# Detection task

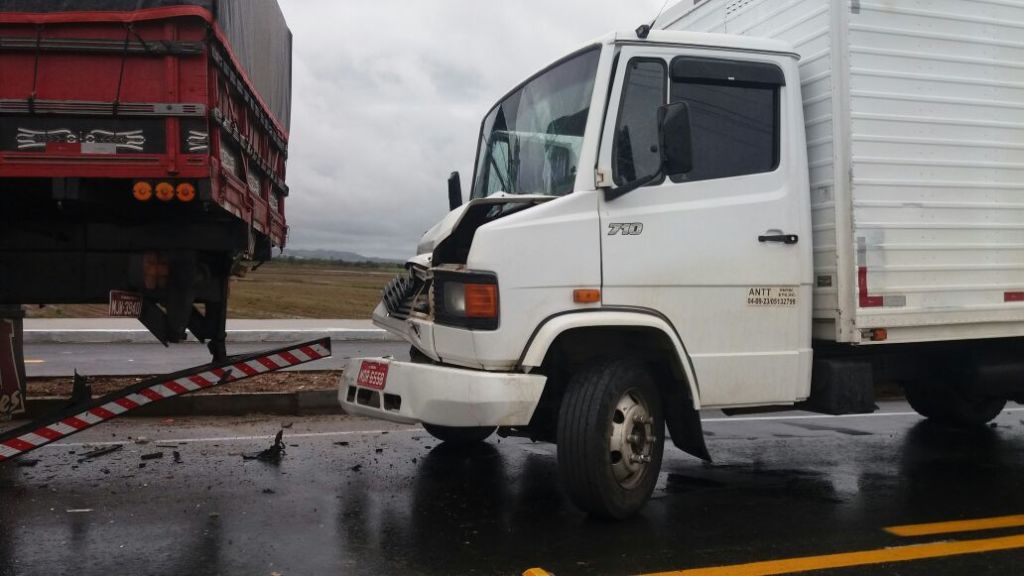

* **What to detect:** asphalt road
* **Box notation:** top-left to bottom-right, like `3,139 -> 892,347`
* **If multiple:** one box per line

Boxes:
23,342 -> 410,377
3,401 -> 1024,575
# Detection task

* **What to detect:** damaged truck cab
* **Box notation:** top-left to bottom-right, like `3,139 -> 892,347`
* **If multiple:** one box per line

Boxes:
345,6 -> 1024,518
343,30 -> 813,518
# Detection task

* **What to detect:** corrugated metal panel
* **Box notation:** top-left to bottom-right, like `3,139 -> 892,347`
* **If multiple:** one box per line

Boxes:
848,0 -> 1024,332
661,0 -> 842,331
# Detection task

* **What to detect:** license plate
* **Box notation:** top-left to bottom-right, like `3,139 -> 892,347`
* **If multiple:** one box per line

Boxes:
356,360 -> 389,390
108,290 -> 143,318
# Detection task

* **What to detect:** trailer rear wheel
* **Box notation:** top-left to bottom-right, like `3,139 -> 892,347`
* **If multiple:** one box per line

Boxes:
557,359 -> 664,519
422,424 -> 496,445
904,379 -> 1006,426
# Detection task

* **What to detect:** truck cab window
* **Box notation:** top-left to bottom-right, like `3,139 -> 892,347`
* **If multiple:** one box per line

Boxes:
471,48 -> 600,199
670,78 -> 779,183
613,59 -> 667,185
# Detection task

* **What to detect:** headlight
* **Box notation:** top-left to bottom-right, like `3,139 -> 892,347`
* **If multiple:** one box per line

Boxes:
434,272 -> 499,330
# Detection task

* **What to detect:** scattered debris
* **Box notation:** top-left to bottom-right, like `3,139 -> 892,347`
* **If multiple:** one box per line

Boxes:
243,430 -> 286,462
138,463 -> 146,469
173,451 -> 183,464
375,448 -> 383,454
66,509 -> 93,513
140,452 -> 164,461
281,422 -> 294,429
209,512 -> 220,518
411,458 -> 417,464
350,464 -> 362,472
15,458 -> 39,468
135,436 -> 151,445
262,488 -> 275,494
333,441 -> 349,447
155,443 -> 179,449
77,444 -> 123,463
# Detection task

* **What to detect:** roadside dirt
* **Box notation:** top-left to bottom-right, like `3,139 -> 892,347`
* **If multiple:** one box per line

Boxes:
26,370 -> 341,398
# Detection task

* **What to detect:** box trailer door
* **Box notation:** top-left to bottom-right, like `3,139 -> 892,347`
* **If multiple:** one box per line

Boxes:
598,46 -> 812,408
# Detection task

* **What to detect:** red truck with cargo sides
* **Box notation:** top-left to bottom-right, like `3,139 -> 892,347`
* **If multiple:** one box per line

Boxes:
0,0 -> 292,418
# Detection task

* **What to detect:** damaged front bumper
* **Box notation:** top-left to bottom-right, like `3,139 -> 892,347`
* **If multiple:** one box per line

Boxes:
339,357 -> 546,427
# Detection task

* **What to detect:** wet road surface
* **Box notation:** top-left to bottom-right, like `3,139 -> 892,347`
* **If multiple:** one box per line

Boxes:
3,401 -> 1024,575
23,342 -> 409,377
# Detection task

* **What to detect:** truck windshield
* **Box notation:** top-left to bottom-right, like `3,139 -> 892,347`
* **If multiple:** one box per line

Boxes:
471,48 -> 600,199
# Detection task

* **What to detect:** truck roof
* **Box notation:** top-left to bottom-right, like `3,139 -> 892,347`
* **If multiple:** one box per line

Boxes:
608,29 -> 798,58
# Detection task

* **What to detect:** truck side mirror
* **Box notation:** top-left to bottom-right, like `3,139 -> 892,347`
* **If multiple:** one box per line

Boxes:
447,172 -> 463,211
658,102 -> 693,177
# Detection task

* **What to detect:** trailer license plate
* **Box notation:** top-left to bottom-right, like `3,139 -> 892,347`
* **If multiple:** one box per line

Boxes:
356,361 -> 389,390
108,290 -> 143,318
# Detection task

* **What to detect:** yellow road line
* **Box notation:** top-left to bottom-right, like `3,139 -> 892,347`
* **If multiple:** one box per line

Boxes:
886,514 -> 1024,537
642,533 -> 1024,576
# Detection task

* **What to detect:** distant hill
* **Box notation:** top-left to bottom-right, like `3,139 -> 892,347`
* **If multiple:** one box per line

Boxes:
281,248 -> 402,264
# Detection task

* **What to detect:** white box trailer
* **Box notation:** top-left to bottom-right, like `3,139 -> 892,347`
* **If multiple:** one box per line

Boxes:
658,0 -> 1024,344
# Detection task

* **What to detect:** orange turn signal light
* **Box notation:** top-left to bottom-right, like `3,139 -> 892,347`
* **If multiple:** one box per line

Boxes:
465,284 -> 498,318
132,181 -> 153,202
870,328 -> 888,342
573,289 -> 601,304
155,181 -> 175,202
176,182 -> 196,202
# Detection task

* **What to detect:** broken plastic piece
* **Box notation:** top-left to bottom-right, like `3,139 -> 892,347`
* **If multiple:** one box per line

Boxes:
77,444 -> 123,463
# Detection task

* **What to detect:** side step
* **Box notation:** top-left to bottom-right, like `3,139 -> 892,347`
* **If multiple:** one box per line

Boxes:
0,338 -> 331,462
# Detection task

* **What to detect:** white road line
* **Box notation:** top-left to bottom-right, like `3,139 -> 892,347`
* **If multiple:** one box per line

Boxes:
40,428 -> 420,449
703,407 -> 1024,423
19,407 -> 1024,450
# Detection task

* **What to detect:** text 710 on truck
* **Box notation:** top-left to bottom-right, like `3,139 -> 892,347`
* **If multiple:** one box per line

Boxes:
342,0 -> 1024,519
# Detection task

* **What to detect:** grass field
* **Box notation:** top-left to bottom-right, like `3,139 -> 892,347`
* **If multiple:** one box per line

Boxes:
25,260 -> 398,320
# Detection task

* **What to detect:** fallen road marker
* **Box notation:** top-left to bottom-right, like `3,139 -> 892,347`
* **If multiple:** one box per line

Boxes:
0,338 -> 331,462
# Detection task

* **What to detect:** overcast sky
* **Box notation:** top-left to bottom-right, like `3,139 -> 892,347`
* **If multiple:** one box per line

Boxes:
276,0 -> 665,259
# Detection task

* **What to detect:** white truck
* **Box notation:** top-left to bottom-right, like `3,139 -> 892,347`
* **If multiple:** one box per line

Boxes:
341,0 -> 1024,518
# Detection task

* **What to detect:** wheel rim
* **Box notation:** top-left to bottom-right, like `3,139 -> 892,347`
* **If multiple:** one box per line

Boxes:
609,388 -> 656,489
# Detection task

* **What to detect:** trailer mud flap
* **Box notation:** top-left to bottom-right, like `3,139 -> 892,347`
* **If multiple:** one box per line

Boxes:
0,312 -> 26,419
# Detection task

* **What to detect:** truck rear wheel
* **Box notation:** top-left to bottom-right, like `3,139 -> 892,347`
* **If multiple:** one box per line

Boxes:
422,423 -> 496,445
904,379 -> 1005,426
557,359 -> 664,519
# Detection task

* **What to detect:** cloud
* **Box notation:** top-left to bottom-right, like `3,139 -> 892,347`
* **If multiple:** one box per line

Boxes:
277,0 -> 665,259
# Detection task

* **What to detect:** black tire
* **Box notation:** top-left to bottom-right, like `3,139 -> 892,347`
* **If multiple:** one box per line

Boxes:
904,379 -> 1006,426
557,359 -> 664,520
422,423 -> 496,445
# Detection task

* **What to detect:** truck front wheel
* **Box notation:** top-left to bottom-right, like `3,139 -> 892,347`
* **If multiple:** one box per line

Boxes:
903,379 -> 1005,426
557,359 -> 664,519
422,424 -> 496,445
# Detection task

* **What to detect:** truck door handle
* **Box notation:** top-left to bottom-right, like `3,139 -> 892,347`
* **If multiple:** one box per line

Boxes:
758,234 -> 799,245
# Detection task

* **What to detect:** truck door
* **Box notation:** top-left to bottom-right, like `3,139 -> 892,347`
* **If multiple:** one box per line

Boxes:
597,47 -> 812,408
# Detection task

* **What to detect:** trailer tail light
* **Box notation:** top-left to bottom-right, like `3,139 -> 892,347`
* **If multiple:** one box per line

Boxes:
176,182 -> 196,202
155,182 -> 175,202
870,328 -> 887,342
465,284 -> 499,318
132,181 -> 153,202
1005,292 -> 1024,302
